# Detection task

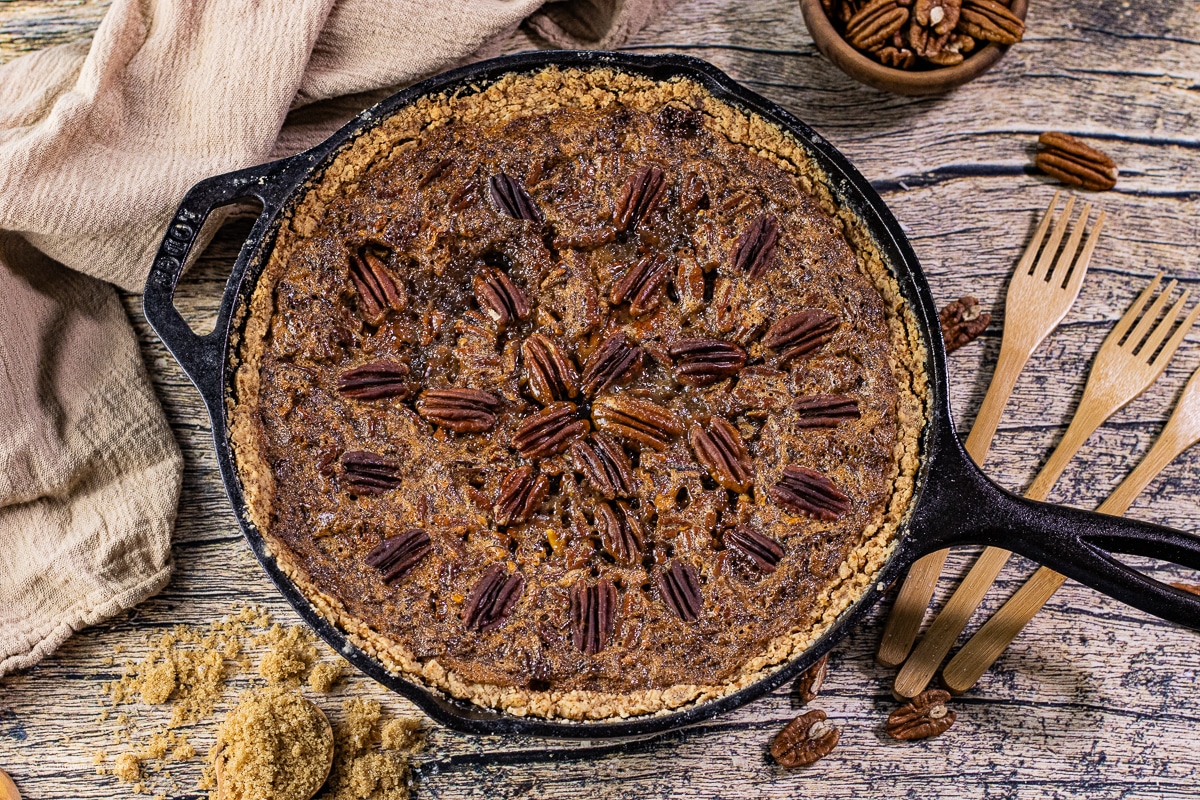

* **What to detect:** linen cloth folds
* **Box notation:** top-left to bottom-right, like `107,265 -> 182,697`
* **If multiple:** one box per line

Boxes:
0,0 -> 669,677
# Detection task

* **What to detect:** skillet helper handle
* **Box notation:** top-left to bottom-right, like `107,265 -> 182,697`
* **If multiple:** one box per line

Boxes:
142,160 -> 292,405
914,463 -> 1200,630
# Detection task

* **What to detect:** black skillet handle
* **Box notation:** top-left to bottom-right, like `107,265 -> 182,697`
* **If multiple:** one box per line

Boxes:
911,432 -> 1200,630
142,158 -> 297,409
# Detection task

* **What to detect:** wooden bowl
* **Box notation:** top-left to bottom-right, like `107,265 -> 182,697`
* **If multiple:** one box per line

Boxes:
798,0 -> 1028,95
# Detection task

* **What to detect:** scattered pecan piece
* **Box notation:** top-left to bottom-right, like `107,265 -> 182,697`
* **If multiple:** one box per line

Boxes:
614,165 -> 667,233
580,332 -> 644,396
680,171 -> 709,214
1036,132 -> 1119,191
886,689 -> 956,740
570,577 -> 618,655
595,500 -> 645,565
845,0 -> 909,51
592,395 -> 684,451
349,245 -> 406,326
474,266 -> 532,329
731,214 -> 780,280
690,418 -> 754,493
417,388 -> 501,433
959,0 -> 1024,45
657,560 -> 702,622
794,654 -> 829,704
669,338 -> 747,387
337,360 -> 412,400
487,172 -> 542,222
763,310 -> 839,364
725,525 -> 784,573
771,709 -> 840,768
611,253 -> 673,317
342,451 -> 401,494
523,333 -> 580,404
915,0 -> 960,35
513,402 -> 589,459
463,564 -> 525,632
769,465 -> 851,520
570,433 -> 635,499
792,395 -> 860,427
939,296 -> 991,353
365,528 -> 432,583
493,465 -> 550,526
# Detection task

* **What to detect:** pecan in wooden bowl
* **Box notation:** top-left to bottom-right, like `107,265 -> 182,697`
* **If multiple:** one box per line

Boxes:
799,0 -> 1029,95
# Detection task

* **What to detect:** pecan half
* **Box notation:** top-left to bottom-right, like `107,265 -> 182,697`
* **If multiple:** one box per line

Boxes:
342,451 -> 401,493
763,310 -> 839,364
725,525 -> 784,573
669,338 -> 747,387
794,653 -> 829,704
771,710 -> 840,768
364,528 -> 431,583
595,500 -> 645,565
513,402 -> 589,459
940,296 -> 991,352
337,360 -> 412,400
845,0 -> 909,52
570,433 -> 635,499
731,214 -> 780,280
417,388 -> 501,433
570,578 -> 618,655
592,395 -> 684,451
878,45 -> 917,69
488,172 -> 542,221
474,266 -> 532,329
792,395 -> 860,427
680,171 -> 709,214
494,465 -> 550,526
523,333 -> 580,404
959,0 -> 1024,45
769,465 -> 850,520
463,564 -> 525,632
349,245 -> 406,326
915,0 -> 960,36
614,165 -> 667,233
1036,132 -> 1119,191
419,158 -> 453,188
610,253 -> 672,317
580,332 -> 644,396
675,256 -> 706,318
657,560 -> 702,622
908,23 -> 960,65
886,689 -> 956,740
690,418 -> 754,493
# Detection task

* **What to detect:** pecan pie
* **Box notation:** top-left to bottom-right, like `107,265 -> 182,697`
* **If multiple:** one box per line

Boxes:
232,67 -> 927,720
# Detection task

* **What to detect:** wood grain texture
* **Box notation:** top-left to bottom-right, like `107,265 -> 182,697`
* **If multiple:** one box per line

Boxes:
1,1 -> 1199,798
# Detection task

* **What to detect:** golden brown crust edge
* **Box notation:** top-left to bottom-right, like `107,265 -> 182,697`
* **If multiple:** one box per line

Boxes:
229,66 -> 928,722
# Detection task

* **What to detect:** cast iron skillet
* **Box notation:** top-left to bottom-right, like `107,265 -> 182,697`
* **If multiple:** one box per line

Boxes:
143,50 -> 1200,738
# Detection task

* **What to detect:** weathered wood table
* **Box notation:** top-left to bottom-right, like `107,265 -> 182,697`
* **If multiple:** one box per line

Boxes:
2,1 -> 1198,798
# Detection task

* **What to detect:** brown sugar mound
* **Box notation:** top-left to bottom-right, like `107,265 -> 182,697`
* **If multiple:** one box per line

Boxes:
215,687 -> 333,800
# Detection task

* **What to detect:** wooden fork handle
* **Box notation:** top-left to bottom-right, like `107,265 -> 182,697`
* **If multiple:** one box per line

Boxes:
963,339 -> 1032,465
1025,391 -> 1109,501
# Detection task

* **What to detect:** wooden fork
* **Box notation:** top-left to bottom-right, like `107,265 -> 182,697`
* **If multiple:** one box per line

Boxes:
877,192 -> 1101,667
942,365 -> 1200,694
892,272 -> 1200,698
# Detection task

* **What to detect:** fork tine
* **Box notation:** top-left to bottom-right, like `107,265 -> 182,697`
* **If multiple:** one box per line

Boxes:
1110,272 -> 1164,341
1145,295 -> 1200,366
1064,209 -> 1105,295
1015,191 -> 1063,277
1050,202 -> 1091,288
1126,279 -> 1178,349
1032,195 -> 1076,280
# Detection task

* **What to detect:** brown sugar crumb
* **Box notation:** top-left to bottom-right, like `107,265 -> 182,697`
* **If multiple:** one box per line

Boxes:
379,718 -> 423,752
308,662 -> 343,694
213,687 -> 333,800
257,624 -> 318,685
139,658 -> 177,705
316,699 -> 415,800
114,752 -> 142,782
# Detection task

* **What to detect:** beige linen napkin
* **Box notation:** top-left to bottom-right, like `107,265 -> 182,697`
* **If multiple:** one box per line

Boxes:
0,0 -> 670,677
